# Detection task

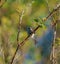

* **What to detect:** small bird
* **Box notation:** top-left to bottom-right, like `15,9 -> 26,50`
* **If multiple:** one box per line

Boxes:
26,26 -> 38,45
26,27 -> 33,36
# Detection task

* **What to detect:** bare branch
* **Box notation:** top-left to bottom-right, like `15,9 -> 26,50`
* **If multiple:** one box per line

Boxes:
10,10 -> 24,64
10,4 -> 60,64
49,3 -> 59,64
17,10 -> 24,43
10,25 -> 40,64
46,4 -> 60,20
43,4 -> 60,21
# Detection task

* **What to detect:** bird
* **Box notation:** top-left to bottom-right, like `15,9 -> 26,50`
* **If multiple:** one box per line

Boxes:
26,27 -> 33,36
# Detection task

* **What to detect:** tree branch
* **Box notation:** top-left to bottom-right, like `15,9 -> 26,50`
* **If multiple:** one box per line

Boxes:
10,10 -> 24,64
43,4 -> 60,21
10,4 -> 60,64
10,25 -> 40,64
46,4 -> 60,20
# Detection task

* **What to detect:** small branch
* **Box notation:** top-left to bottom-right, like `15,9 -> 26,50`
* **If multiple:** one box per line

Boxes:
45,1 -> 57,63
10,25 -> 40,64
46,4 -> 60,20
17,10 -> 24,43
10,10 -> 24,64
45,0 -> 55,23
45,0 -> 57,26
10,4 -> 60,64
43,4 -> 60,21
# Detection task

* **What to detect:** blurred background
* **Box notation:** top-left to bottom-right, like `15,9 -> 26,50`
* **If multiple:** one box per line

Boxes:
0,0 -> 60,64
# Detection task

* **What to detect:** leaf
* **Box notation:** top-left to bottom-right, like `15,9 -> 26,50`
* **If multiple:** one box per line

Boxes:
34,18 -> 39,22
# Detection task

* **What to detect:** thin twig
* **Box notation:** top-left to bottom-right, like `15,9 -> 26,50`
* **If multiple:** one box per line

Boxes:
10,10 -> 24,64
46,4 -> 60,21
10,25 -> 40,64
17,10 -> 24,43
47,5 -> 58,63
10,4 -> 60,64
43,4 -> 60,21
